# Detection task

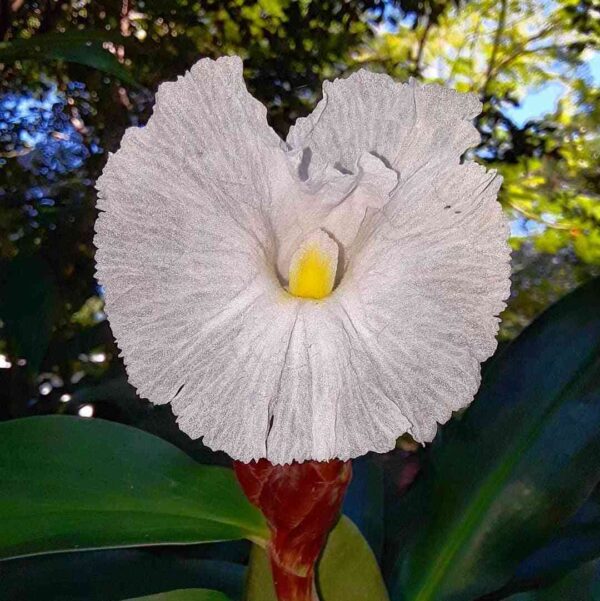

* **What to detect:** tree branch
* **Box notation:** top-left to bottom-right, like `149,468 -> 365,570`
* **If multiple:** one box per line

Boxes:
507,200 -> 577,231
412,17 -> 432,76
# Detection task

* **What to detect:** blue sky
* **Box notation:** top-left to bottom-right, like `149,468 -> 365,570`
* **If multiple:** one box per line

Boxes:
378,0 -> 600,128
507,52 -> 600,237
504,51 -> 600,126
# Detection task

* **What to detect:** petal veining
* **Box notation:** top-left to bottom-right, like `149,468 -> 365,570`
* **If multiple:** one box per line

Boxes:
287,70 -> 480,181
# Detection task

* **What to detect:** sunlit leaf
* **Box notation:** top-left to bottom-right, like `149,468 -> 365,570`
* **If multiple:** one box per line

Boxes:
319,516 -> 390,601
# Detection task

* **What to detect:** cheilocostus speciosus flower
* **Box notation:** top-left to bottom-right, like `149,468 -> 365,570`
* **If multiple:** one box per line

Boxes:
95,56 -> 511,465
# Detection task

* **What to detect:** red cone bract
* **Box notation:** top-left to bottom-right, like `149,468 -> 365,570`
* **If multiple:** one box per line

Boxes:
234,458 -> 352,601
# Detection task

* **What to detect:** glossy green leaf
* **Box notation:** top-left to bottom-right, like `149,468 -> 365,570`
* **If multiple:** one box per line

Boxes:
0,549 -> 245,601
0,416 -> 267,559
393,278 -> 600,601
126,589 -> 231,601
0,31 -> 137,85
245,516 -> 390,601
0,255 -> 57,372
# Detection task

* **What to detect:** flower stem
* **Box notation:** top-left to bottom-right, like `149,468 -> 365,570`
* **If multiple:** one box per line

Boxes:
234,459 -> 352,601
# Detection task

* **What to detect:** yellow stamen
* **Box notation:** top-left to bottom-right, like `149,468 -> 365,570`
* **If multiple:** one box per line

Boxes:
288,230 -> 338,300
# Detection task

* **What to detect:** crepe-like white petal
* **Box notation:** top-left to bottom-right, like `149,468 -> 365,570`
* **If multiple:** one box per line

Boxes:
287,69 -> 481,180
96,56 -> 299,461
96,57 -> 510,464
339,161 -> 511,444
282,69 -> 509,446
267,163 -> 510,461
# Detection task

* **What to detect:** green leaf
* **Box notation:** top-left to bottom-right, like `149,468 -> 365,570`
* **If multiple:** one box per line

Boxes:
0,31 -> 138,86
318,516 -> 390,601
245,516 -> 390,601
243,545 -> 278,601
126,590 -> 231,601
382,457 -> 428,582
393,277 -> 600,601
1,549 -> 245,601
0,255 -> 57,372
0,416 -> 268,559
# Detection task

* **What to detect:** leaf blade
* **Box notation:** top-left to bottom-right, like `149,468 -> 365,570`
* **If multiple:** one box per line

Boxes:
0,255 -> 57,372
318,516 -> 390,601
0,416 -> 267,560
0,31 -> 138,85
394,278 -> 600,600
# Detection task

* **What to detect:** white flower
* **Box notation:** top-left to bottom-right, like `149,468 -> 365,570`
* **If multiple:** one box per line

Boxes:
95,56 -> 510,464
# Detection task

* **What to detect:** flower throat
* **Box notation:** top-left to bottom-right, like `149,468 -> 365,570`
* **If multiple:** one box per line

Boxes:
288,229 -> 338,300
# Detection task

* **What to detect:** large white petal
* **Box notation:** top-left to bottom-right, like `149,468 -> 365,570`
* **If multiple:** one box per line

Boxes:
264,299 -> 413,463
268,163 -> 509,460
337,161 -> 511,444
95,57 -> 298,461
286,69 -> 481,181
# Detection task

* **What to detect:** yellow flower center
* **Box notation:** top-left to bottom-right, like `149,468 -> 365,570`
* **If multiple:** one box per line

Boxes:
288,230 -> 338,300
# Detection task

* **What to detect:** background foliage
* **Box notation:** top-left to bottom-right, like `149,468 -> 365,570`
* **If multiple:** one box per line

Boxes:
1,1 -> 600,600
